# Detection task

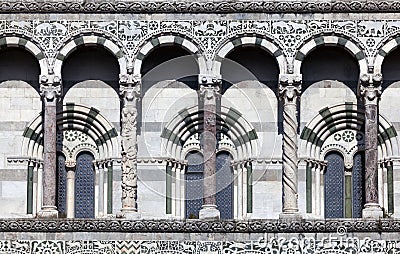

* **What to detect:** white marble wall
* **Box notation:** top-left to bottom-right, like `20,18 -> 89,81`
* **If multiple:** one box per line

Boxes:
0,81 -> 40,218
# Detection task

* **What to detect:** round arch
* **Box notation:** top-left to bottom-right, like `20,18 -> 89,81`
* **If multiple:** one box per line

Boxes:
374,36 -> 400,74
161,106 -> 258,161
133,33 -> 206,76
300,102 -> 399,160
213,35 -> 286,76
293,35 -> 368,75
22,103 -> 119,161
0,35 -> 48,76
53,34 -> 128,76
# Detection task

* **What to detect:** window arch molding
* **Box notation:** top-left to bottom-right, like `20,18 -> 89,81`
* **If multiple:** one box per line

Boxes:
162,106 -> 256,219
300,102 -> 398,218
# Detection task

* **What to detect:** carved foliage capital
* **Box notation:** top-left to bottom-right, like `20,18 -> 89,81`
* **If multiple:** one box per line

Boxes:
199,84 -> 221,101
120,74 -> 141,104
279,74 -> 302,104
65,160 -> 76,168
40,75 -> 62,104
360,74 -> 382,104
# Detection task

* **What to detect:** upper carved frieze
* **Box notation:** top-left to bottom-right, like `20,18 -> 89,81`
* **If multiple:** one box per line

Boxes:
1,1 -> 400,14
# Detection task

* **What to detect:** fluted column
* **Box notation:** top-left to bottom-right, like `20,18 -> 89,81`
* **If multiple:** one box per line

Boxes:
360,73 -> 383,218
198,75 -> 221,220
279,74 -> 302,220
119,74 -> 141,219
38,74 -> 61,218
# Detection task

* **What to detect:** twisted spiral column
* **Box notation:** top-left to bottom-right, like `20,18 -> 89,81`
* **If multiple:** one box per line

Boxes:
279,75 -> 301,219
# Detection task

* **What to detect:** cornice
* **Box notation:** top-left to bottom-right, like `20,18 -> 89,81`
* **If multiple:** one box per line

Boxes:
0,218 -> 397,233
2,1 -> 400,14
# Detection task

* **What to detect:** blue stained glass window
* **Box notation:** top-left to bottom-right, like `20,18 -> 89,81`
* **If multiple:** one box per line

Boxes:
75,152 -> 95,218
216,152 -> 233,219
324,152 -> 345,218
185,151 -> 204,219
352,153 -> 364,218
57,154 -> 67,216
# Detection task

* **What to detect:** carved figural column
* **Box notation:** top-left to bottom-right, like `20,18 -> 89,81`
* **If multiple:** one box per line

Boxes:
279,74 -> 302,220
198,75 -> 221,220
360,73 -> 384,218
38,75 -> 61,218
119,74 -> 141,219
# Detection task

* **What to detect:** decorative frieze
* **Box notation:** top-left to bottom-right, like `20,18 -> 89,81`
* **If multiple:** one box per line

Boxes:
0,218 -> 398,233
3,1 -> 400,14
0,237 -> 400,254
4,19 -> 400,74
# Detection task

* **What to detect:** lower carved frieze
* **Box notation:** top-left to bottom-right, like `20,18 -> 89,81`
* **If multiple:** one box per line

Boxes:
0,219 -> 399,233
0,238 -> 400,254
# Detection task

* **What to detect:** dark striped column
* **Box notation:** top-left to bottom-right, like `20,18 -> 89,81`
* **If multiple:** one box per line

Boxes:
360,73 -> 383,219
279,74 -> 302,220
119,74 -> 141,219
199,75 -> 221,220
38,75 -> 61,218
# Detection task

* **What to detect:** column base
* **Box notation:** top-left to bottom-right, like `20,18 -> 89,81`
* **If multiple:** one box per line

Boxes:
37,206 -> 58,218
362,204 -> 383,219
199,205 -> 220,220
117,208 -> 140,219
279,211 -> 302,221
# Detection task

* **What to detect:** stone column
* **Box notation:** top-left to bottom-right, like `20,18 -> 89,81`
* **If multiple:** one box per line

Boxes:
198,75 -> 221,220
279,74 -> 302,220
65,160 -> 76,218
38,75 -> 61,218
360,73 -> 383,218
119,74 -> 141,219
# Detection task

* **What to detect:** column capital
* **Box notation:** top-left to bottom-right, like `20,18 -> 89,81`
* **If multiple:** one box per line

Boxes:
198,74 -> 221,86
65,160 -> 76,168
199,84 -> 221,101
279,74 -> 302,103
359,73 -> 382,104
119,74 -> 141,103
40,74 -> 62,104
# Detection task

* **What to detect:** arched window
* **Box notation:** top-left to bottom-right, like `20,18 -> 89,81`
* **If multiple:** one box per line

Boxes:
75,152 -> 95,218
216,152 -> 234,219
185,151 -> 204,219
324,151 -> 364,218
352,153 -> 364,218
56,153 -> 67,217
324,152 -> 345,218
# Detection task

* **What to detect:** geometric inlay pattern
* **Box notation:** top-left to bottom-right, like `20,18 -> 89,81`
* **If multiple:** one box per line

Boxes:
0,238 -> 398,254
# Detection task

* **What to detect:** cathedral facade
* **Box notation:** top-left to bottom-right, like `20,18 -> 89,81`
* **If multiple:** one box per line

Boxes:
2,1 -> 400,253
